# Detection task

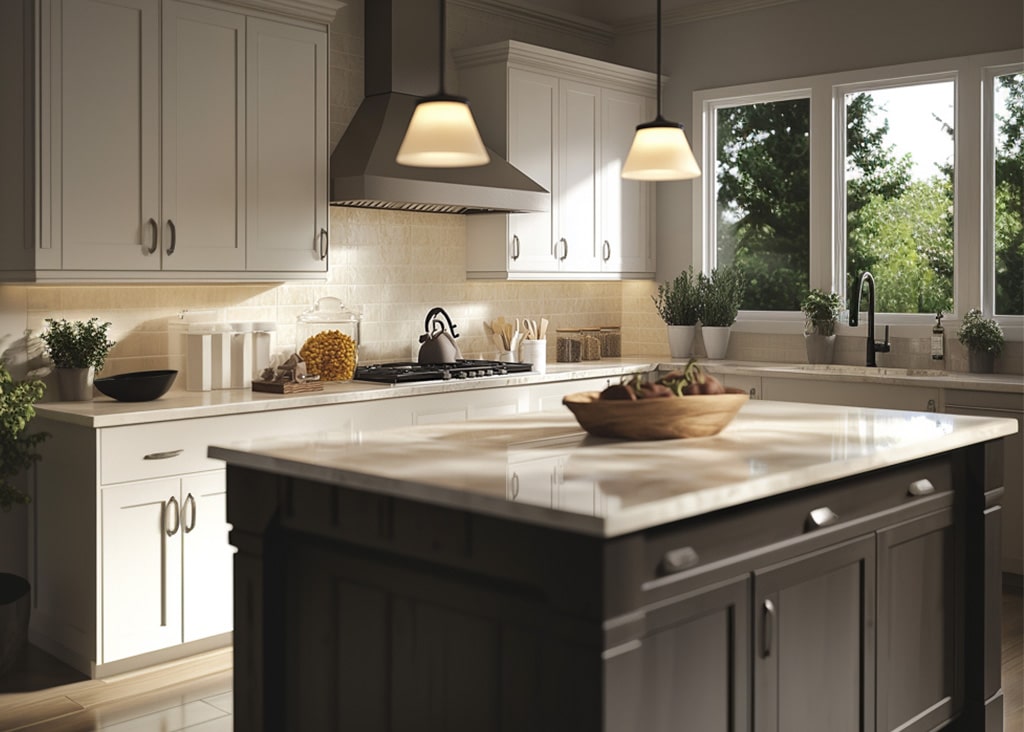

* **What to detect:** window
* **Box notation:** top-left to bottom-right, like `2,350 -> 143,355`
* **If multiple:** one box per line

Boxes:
843,81 -> 955,315
994,72 -> 1023,316
714,98 -> 810,311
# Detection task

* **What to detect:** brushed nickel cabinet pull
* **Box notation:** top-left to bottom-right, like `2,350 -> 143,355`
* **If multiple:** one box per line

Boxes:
762,599 -> 776,657
805,506 -> 839,531
511,234 -> 520,261
166,219 -> 177,256
510,473 -> 520,499
319,227 -> 328,260
143,449 -> 183,461
165,496 -> 180,537
183,493 -> 197,533
146,218 -> 158,254
559,238 -> 568,261
908,478 -> 935,497
659,546 -> 699,575
602,240 -> 611,261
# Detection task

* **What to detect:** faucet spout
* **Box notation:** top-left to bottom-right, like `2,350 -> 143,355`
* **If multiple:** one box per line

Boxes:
850,271 -> 889,367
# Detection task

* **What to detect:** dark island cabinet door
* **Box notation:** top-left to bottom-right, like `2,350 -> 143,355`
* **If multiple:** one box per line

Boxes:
875,506 -> 959,732
603,575 -> 751,732
753,534 -> 876,732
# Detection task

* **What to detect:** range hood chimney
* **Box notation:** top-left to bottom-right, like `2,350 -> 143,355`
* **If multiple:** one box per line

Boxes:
330,0 -> 549,214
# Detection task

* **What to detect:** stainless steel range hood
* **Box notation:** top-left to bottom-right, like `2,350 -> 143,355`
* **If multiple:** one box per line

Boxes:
330,0 -> 549,214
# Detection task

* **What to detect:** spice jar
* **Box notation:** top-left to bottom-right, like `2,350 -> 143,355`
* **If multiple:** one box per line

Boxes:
555,329 -> 582,363
296,297 -> 361,381
599,326 -> 621,357
580,328 -> 602,361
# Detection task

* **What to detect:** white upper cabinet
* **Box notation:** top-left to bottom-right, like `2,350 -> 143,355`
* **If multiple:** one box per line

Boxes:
456,41 -> 657,280
0,0 -> 337,282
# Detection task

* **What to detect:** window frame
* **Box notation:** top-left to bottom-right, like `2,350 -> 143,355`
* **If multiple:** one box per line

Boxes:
691,49 -> 1024,340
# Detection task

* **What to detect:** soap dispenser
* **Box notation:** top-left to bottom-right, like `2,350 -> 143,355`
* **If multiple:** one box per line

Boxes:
931,312 -> 945,361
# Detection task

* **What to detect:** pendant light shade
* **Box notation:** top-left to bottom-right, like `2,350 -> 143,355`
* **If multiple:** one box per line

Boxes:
622,0 -> 700,181
396,1 -> 489,168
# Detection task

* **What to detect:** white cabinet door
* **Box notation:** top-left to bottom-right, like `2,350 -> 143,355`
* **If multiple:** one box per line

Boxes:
182,471 -> 233,643
56,0 -> 160,272
507,69 -> 558,273
245,18 -> 328,273
557,80 -> 600,273
161,1 -> 245,271
600,90 -> 653,275
761,378 -> 939,412
101,478 -> 183,663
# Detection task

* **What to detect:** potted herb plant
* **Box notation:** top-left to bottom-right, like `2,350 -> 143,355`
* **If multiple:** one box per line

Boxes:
0,362 -> 48,675
653,266 -> 701,358
956,309 -> 1004,373
40,317 -> 116,401
698,264 -> 745,359
801,288 -> 842,364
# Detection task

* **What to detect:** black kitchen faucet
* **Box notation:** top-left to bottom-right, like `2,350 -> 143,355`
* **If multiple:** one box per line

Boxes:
849,271 -> 891,367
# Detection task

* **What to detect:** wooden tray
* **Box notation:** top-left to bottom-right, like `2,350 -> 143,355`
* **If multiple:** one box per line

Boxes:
251,380 -> 324,394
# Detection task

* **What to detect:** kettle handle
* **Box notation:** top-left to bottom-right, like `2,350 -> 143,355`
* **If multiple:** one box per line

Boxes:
424,307 -> 460,339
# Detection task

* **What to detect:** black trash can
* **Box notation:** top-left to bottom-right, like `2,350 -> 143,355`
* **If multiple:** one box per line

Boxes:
0,573 -> 30,676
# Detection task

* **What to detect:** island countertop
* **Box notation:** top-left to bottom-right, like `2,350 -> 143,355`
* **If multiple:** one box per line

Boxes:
209,399 -> 1017,538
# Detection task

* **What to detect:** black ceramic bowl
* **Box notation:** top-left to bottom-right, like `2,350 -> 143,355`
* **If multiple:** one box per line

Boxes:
94,370 -> 178,402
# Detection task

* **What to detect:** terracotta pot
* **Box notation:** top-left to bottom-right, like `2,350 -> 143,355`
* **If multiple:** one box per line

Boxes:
804,334 -> 837,364
666,325 -> 696,359
968,350 -> 995,374
701,326 -> 732,360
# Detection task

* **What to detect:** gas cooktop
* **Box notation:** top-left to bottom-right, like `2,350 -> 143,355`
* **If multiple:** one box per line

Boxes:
354,360 -> 533,384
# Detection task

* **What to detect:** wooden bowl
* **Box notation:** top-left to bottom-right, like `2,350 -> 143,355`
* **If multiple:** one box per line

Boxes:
562,388 -> 749,440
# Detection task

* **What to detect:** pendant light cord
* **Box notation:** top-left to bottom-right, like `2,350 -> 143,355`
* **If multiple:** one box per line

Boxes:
655,0 -> 663,120
439,0 -> 448,96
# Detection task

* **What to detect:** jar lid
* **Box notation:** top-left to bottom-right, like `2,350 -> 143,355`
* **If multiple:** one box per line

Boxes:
298,296 -> 361,324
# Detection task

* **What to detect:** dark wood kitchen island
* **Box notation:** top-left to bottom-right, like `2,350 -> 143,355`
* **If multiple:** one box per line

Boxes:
210,399 -> 1016,732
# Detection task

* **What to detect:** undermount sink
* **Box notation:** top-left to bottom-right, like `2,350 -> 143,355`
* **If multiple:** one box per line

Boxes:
785,364 -> 951,378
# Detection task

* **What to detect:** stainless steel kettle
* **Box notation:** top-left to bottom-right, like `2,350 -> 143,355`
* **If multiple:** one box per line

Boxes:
418,307 -> 463,364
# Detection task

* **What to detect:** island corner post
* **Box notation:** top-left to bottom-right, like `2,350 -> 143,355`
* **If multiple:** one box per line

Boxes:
220,428 -> 1009,731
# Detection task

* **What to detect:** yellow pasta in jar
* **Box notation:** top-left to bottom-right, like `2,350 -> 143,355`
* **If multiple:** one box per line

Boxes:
299,330 -> 357,381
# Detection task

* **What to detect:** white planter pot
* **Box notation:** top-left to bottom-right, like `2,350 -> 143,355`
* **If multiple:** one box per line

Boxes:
701,326 -> 732,360
804,334 -> 837,364
666,325 -> 696,359
55,366 -> 94,401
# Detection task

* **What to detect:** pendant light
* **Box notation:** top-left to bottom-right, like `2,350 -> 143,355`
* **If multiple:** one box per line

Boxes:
621,0 -> 701,180
396,0 -> 489,168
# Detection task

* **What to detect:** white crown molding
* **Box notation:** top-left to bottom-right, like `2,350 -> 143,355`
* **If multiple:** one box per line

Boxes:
618,0 -> 800,33
224,0 -> 345,25
449,0 -> 615,45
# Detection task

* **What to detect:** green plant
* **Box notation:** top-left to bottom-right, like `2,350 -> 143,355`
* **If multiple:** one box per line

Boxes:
698,264 -> 746,327
41,317 -> 116,371
0,363 -> 48,511
653,267 -> 700,326
956,309 -> 1004,356
801,288 -> 842,336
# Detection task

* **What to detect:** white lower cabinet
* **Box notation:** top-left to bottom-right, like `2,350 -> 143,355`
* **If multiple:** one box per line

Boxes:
100,471 -> 231,662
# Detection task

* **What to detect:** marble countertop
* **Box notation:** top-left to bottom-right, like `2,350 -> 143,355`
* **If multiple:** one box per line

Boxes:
209,399 -> 1017,538
34,356 -> 1021,428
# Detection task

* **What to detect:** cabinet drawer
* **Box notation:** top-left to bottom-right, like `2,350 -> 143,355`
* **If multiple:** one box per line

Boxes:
100,420 -> 231,484
638,455 -> 953,602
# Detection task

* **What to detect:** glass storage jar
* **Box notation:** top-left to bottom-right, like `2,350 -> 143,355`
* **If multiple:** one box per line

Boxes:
580,328 -> 602,361
296,297 -> 361,381
555,329 -> 582,363
599,326 -> 621,357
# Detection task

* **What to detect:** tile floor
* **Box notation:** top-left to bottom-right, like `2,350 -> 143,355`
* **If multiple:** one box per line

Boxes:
0,587 -> 1021,731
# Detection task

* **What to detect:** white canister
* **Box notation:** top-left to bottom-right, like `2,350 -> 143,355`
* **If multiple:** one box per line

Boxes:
519,339 -> 547,374
186,329 -> 212,392
230,323 -> 253,389
208,323 -> 233,390
251,321 -> 276,379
